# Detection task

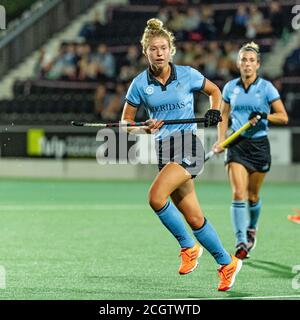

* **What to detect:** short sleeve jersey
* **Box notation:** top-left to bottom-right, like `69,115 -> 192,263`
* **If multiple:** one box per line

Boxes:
125,63 -> 205,140
222,77 -> 280,138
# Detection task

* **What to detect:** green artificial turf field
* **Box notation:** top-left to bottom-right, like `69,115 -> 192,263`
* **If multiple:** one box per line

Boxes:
0,179 -> 299,300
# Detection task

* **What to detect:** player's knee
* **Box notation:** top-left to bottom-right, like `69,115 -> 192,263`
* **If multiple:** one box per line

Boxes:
187,215 -> 204,230
248,193 -> 259,203
148,188 -> 167,211
233,189 -> 246,201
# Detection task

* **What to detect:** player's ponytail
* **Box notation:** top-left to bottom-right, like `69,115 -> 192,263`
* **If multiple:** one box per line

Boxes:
140,18 -> 176,58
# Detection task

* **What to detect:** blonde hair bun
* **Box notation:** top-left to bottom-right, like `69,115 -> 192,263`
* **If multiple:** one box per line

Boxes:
146,18 -> 163,30
141,18 -> 176,58
243,41 -> 260,53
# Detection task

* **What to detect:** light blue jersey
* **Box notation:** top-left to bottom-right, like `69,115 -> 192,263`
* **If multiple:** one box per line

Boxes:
223,77 -> 280,138
125,63 -> 205,140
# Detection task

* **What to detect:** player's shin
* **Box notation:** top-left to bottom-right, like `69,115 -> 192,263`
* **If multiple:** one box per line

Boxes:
231,200 -> 248,245
192,218 -> 231,265
248,199 -> 262,229
155,200 -> 195,248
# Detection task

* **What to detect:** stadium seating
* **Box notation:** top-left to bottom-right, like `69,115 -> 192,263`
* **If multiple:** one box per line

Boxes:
0,1 -> 299,125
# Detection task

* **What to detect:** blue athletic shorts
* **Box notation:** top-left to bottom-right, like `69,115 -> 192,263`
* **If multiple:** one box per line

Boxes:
225,135 -> 271,173
155,130 -> 204,178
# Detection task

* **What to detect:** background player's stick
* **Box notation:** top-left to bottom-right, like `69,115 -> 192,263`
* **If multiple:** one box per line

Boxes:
205,115 -> 261,162
71,117 -> 211,127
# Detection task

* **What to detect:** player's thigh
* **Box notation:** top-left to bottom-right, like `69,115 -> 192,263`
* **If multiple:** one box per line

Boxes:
248,171 -> 266,201
171,179 -> 204,228
170,179 -> 203,216
227,162 -> 249,199
149,162 -> 192,203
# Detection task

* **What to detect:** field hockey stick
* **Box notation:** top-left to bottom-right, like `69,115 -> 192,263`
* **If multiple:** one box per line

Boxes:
205,115 -> 261,162
71,117 -> 213,128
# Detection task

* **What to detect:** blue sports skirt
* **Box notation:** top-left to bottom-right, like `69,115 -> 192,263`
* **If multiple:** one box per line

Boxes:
224,135 -> 271,173
155,130 -> 204,178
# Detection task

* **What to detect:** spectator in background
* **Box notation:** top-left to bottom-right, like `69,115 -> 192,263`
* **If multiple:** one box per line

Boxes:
272,77 -> 287,104
92,43 -> 116,81
167,7 -> 186,40
192,43 -> 206,70
118,65 -> 138,83
79,12 -> 105,42
173,43 -> 185,65
102,82 -> 126,121
223,42 -> 239,78
77,43 -> 95,81
197,5 -> 216,40
283,39 -> 300,76
122,45 -> 141,69
138,55 -> 149,70
184,7 -> 202,41
60,42 -> 78,81
246,4 -> 264,39
118,46 -> 138,82
203,49 -> 219,79
180,42 -> 197,66
231,5 -> 248,38
246,4 -> 272,39
43,42 -> 77,80
173,42 -> 202,68
184,7 -> 201,32
118,45 -> 146,82
204,41 -> 222,79
94,82 -> 125,121
207,41 -> 222,60
268,2 -> 284,38
34,48 -> 52,79
94,84 -> 112,117
157,7 -> 169,25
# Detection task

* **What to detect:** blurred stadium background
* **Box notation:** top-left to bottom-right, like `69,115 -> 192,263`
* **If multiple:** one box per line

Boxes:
0,0 -> 299,181
0,0 -> 299,300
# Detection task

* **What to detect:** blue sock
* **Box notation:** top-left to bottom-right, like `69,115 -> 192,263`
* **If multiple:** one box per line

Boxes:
231,200 -> 248,245
193,219 -> 231,265
248,199 -> 262,230
155,201 -> 195,249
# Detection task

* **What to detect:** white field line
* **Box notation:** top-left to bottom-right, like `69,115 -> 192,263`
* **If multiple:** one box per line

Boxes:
0,203 -> 297,214
173,294 -> 300,300
0,204 -> 148,211
0,204 -> 297,211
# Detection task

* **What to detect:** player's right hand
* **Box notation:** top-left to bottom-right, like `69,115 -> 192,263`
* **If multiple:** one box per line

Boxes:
145,119 -> 164,134
212,141 -> 225,154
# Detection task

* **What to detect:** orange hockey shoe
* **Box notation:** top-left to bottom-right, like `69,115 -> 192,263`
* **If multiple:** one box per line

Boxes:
217,255 -> 243,291
178,243 -> 203,275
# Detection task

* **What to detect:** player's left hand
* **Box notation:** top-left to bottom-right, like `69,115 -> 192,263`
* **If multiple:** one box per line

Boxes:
204,109 -> 221,127
212,141 -> 225,154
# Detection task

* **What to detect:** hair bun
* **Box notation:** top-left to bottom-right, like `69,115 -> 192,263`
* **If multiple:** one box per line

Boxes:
146,18 -> 163,30
245,41 -> 260,53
